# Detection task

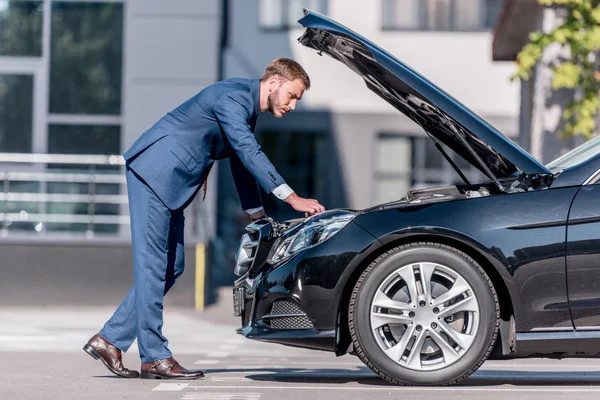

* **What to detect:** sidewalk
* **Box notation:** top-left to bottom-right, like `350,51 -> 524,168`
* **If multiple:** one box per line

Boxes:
193,285 -> 239,326
0,286 -> 242,353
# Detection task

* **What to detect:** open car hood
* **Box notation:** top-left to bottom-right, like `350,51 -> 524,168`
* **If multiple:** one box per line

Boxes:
297,11 -> 552,184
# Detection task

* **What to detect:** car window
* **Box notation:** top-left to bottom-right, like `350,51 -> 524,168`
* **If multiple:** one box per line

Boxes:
546,135 -> 600,172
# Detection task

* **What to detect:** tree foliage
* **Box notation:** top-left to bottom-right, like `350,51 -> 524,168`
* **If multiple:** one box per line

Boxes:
515,0 -> 600,138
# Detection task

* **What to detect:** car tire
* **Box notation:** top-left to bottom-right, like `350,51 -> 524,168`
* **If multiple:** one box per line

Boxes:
348,242 -> 499,386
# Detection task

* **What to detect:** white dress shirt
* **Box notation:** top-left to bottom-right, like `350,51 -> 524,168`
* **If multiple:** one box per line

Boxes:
245,183 -> 293,215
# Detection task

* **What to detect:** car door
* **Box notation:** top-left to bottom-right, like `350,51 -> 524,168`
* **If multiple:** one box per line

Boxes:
566,184 -> 600,329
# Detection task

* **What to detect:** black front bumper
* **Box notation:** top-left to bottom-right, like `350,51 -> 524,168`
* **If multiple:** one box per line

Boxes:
233,280 -> 337,351
232,219 -> 380,352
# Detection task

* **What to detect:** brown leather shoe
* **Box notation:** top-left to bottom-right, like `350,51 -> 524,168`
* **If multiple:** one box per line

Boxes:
83,334 -> 140,378
140,357 -> 205,380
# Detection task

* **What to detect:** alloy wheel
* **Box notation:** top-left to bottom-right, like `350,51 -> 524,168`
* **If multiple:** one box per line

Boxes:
369,262 -> 480,371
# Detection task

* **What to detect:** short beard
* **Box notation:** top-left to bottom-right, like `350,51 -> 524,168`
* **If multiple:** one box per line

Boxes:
267,88 -> 282,118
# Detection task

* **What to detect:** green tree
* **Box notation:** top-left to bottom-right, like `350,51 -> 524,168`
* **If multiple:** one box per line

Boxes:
515,0 -> 600,138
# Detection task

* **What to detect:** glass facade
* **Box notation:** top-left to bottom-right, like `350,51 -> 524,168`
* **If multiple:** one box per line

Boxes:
49,2 -> 123,115
0,1 -> 124,236
0,2 -> 124,156
48,124 -> 120,156
383,0 -> 502,31
0,74 -> 33,152
0,0 -> 43,56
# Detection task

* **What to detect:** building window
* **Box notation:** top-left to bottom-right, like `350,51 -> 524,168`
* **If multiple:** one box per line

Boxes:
260,0 -> 326,29
0,74 -> 33,153
0,0 -> 43,56
382,0 -> 502,31
374,133 -> 486,204
0,1 -> 127,237
48,124 -> 120,156
49,1 -> 124,114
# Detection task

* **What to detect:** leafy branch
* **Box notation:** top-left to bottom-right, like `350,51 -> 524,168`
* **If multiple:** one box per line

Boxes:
514,0 -> 600,138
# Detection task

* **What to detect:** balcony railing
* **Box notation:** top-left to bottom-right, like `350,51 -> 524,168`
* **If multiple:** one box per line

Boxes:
0,153 -> 127,239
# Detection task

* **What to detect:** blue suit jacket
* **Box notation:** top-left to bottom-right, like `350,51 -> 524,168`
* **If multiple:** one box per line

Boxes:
123,78 -> 286,211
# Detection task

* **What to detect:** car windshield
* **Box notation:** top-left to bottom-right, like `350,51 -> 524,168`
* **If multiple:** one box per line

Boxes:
546,135 -> 600,172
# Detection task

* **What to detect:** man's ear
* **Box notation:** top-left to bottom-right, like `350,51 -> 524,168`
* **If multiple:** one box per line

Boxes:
268,75 -> 280,92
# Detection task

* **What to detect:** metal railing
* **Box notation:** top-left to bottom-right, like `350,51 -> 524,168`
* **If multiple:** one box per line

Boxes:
0,153 -> 128,238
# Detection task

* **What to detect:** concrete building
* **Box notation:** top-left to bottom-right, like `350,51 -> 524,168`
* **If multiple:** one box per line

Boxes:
0,0 -> 222,306
0,0 -> 221,241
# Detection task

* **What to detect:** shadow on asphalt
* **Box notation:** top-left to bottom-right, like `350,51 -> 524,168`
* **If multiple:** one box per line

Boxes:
204,367 -> 390,385
202,368 -> 600,387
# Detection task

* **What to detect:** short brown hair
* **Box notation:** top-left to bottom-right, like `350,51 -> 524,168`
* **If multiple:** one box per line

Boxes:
261,57 -> 311,90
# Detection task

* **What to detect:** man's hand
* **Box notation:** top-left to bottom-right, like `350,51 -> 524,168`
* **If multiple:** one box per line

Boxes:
249,209 -> 266,221
284,192 -> 325,215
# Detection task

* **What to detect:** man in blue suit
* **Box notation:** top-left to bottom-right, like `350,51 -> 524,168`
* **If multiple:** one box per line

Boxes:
83,58 -> 325,379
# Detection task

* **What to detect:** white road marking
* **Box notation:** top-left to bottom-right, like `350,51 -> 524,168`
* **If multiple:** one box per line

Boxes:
152,383 -> 190,391
181,395 -> 261,400
193,359 -> 221,365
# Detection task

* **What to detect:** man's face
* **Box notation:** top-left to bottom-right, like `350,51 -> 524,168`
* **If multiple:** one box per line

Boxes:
267,78 -> 305,118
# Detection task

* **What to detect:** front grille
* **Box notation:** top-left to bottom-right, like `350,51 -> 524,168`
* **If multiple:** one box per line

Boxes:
271,300 -> 304,315
262,300 -> 314,330
269,315 -> 314,330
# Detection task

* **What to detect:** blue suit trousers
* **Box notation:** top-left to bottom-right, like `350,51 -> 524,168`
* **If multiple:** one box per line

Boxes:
98,167 -> 185,362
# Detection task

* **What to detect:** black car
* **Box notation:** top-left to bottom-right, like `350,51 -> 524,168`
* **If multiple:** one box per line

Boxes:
232,11 -> 600,386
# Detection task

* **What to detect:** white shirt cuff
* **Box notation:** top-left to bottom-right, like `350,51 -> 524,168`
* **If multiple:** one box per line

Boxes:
272,184 -> 294,200
245,206 -> 264,215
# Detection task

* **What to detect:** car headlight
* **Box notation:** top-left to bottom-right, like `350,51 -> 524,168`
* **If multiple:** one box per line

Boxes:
269,210 -> 355,263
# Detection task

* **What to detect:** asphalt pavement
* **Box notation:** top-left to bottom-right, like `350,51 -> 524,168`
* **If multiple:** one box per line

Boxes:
2,287 -> 600,400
